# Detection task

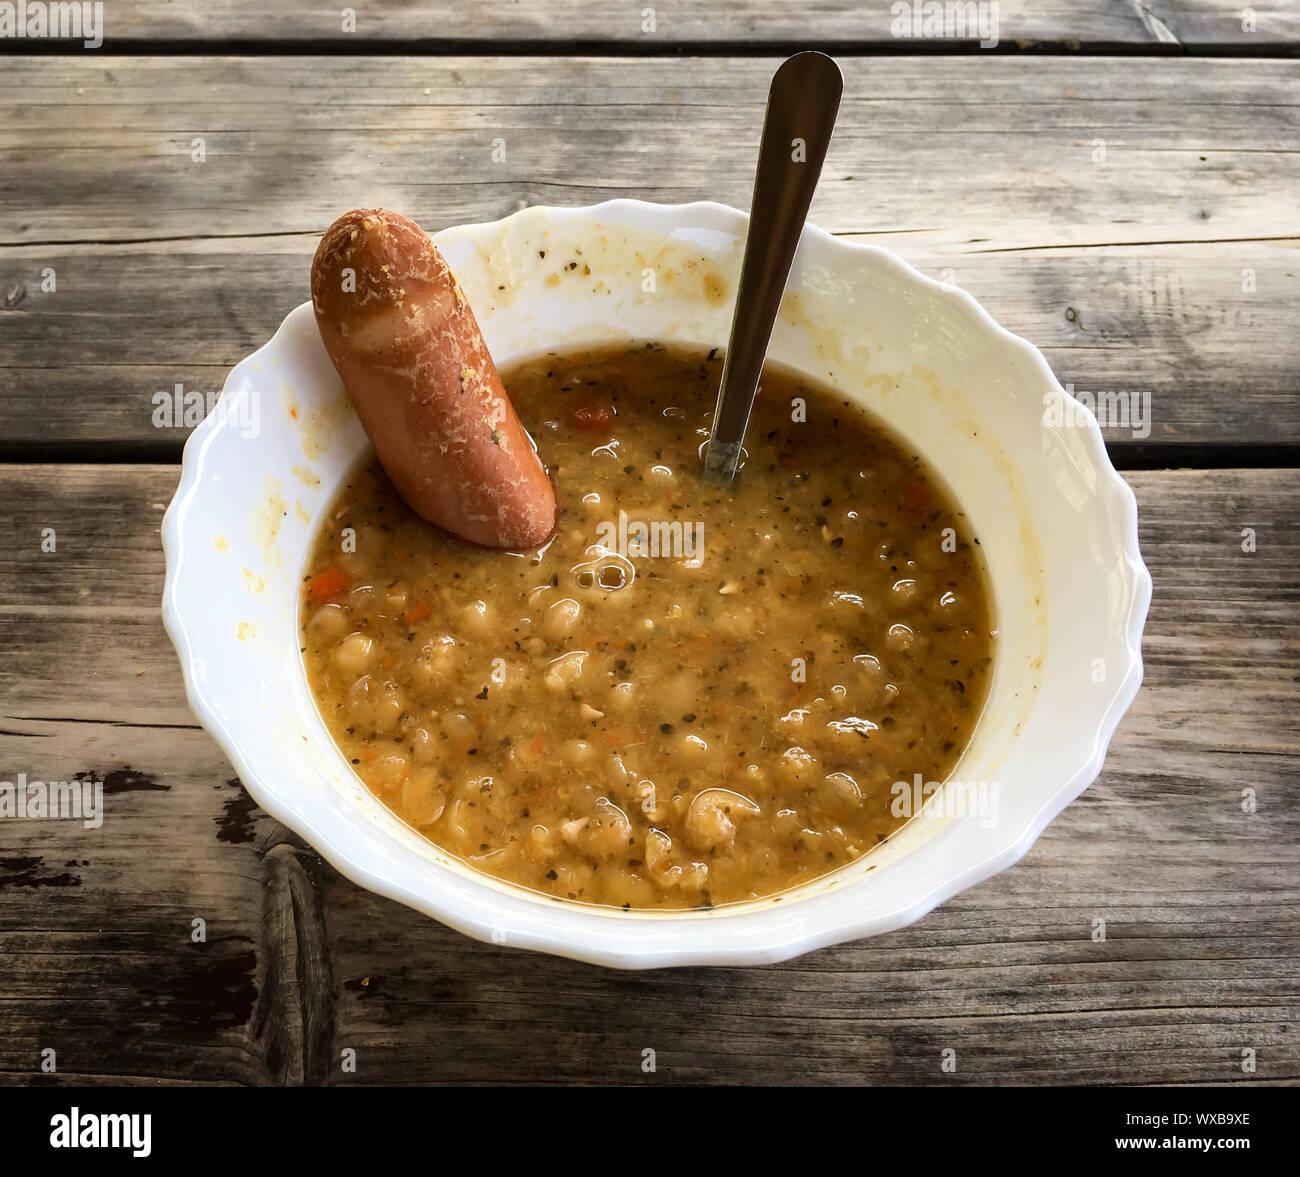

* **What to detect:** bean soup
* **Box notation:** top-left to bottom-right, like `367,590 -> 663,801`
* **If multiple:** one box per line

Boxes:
300,344 -> 995,909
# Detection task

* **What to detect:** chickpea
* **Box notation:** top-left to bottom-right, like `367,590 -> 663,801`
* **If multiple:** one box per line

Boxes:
441,711 -> 474,738
854,652 -> 884,682
643,829 -> 708,892
440,799 -> 471,850
409,725 -> 437,764
401,768 -> 444,825
772,808 -> 805,836
365,753 -> 409,797
562,739 -> 595,766
891,578 -> 919,606
685,788 -> 760,852
776,746 -> 820,787
544,650 -> 587,694
542,597 -> 582,642
560,817 -> 589,847
410,638 -> 456,689
886,623 -> 916,652
461,599 -> 492,637
307,603 -> 349,638
602,754 -> 632,791
678,733 -> 709,761
550,860 -> 595,895
600,866 -> 660,909
334,631 -> 374,672
346,584 -> 378,613
583,798 -> 632,860
825,716 -> 879,749
820,771 -> 863,812
347,675 -> 405,733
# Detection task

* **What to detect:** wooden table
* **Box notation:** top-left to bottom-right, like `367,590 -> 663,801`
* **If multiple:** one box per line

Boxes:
1,4 -> 1297,1087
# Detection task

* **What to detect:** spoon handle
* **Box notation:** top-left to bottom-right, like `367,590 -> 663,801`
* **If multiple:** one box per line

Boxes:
704,52 -> 843,484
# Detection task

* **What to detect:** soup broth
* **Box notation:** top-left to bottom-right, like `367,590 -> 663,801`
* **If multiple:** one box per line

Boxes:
301,344 -> 995,909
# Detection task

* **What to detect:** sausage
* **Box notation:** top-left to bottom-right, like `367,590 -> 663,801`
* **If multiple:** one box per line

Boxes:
310,208 -> 556,549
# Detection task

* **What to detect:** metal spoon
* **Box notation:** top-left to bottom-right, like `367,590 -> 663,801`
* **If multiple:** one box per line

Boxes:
702,51 -> 843,485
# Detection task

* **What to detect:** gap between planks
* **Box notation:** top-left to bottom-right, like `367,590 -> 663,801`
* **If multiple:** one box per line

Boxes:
1,40 -> 1298,60
1,444 -> 1298,472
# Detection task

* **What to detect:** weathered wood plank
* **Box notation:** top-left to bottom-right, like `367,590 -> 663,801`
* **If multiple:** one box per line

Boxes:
27,1 -> 1300,51
1,465 -> 1296,1084
3,244 -> 1293,457
1,56 -> 1295,454
0,724 -> 331,1086
3,57 -> 1295,249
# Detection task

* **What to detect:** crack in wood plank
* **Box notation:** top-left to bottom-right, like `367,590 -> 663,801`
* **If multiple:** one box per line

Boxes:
251,846 -> 337,1086
968,234 -> 1300,253
1130,1 -> 1184,46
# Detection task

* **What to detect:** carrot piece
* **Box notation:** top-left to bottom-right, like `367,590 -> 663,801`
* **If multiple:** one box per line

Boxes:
305,566 -> 349,604
403,599 -> 432,626
527,732 -> 546,757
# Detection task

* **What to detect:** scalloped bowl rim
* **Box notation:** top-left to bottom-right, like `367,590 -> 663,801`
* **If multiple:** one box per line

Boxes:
162,198 -> 1152,968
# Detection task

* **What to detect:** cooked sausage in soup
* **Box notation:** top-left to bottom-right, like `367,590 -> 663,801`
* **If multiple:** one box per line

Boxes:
300,343 -> 996,909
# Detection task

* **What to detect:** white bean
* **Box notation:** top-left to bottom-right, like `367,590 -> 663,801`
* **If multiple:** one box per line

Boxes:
544,651 -> 587,694
334,631 -> 374,672
685,788 -> 760,852
307,603 -> 349,638
542,597 -> 582,642
461,599 -> 492,637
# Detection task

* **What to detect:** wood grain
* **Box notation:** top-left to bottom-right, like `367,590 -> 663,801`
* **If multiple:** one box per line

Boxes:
36,2 -> 1300,52
0,56 -> 1295,455
0,464 -> 1295,1085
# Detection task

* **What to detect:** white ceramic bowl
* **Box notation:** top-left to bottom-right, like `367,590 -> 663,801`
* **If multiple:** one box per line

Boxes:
162,200 -> 1151,968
